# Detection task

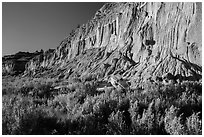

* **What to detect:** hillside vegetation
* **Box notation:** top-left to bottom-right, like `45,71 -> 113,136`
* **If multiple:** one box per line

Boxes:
2,76 -> 201,135
2,2 -> 202,135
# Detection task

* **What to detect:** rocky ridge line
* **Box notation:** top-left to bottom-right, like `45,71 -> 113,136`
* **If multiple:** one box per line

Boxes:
21,2 -> 202,85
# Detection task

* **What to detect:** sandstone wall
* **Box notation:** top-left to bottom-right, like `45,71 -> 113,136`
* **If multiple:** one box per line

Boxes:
25,2 -> 202,82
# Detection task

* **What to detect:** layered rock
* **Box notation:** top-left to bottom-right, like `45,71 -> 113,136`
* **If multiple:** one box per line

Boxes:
24,2 -> 202,83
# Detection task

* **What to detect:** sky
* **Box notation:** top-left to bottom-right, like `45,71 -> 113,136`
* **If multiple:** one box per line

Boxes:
2,2 -> 105,56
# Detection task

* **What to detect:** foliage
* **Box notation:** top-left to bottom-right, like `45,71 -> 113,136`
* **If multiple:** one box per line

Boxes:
2,76 -> 202,135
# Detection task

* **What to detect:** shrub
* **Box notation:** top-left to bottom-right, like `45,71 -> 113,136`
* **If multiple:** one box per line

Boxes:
2,76 -> 202,135
2,95 -> 46,134
107,111 -> 128,135
164,106 -> 185,135
186,112 -> 202,135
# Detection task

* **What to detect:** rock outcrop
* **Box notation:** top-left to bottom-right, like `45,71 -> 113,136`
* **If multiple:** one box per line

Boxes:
23,2 -> 202,84
2,51 -> 43,76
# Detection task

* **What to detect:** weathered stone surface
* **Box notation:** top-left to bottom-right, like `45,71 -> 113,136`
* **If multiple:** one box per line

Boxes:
23,2 -> 202,83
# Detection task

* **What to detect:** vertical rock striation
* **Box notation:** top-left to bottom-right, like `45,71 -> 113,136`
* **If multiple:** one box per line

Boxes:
25,2 -> 202,82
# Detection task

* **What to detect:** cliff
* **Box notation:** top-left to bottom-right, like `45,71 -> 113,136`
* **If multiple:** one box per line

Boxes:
24,2 -> 202,84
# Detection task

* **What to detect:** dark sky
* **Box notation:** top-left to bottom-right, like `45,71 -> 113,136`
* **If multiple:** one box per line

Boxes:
2,2 -> 105,56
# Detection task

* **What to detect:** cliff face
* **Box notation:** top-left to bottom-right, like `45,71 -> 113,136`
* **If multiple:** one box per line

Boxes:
25,2 -> 202,83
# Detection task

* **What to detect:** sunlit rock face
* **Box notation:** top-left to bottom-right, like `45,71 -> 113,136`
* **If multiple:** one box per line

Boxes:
25,2 -> 202,83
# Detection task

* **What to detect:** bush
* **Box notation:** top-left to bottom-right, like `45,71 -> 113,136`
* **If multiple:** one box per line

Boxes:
186,112 -> 202,135
2,76 -> 202,135
164,106 -> 185,135
2,95 -> 47,134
